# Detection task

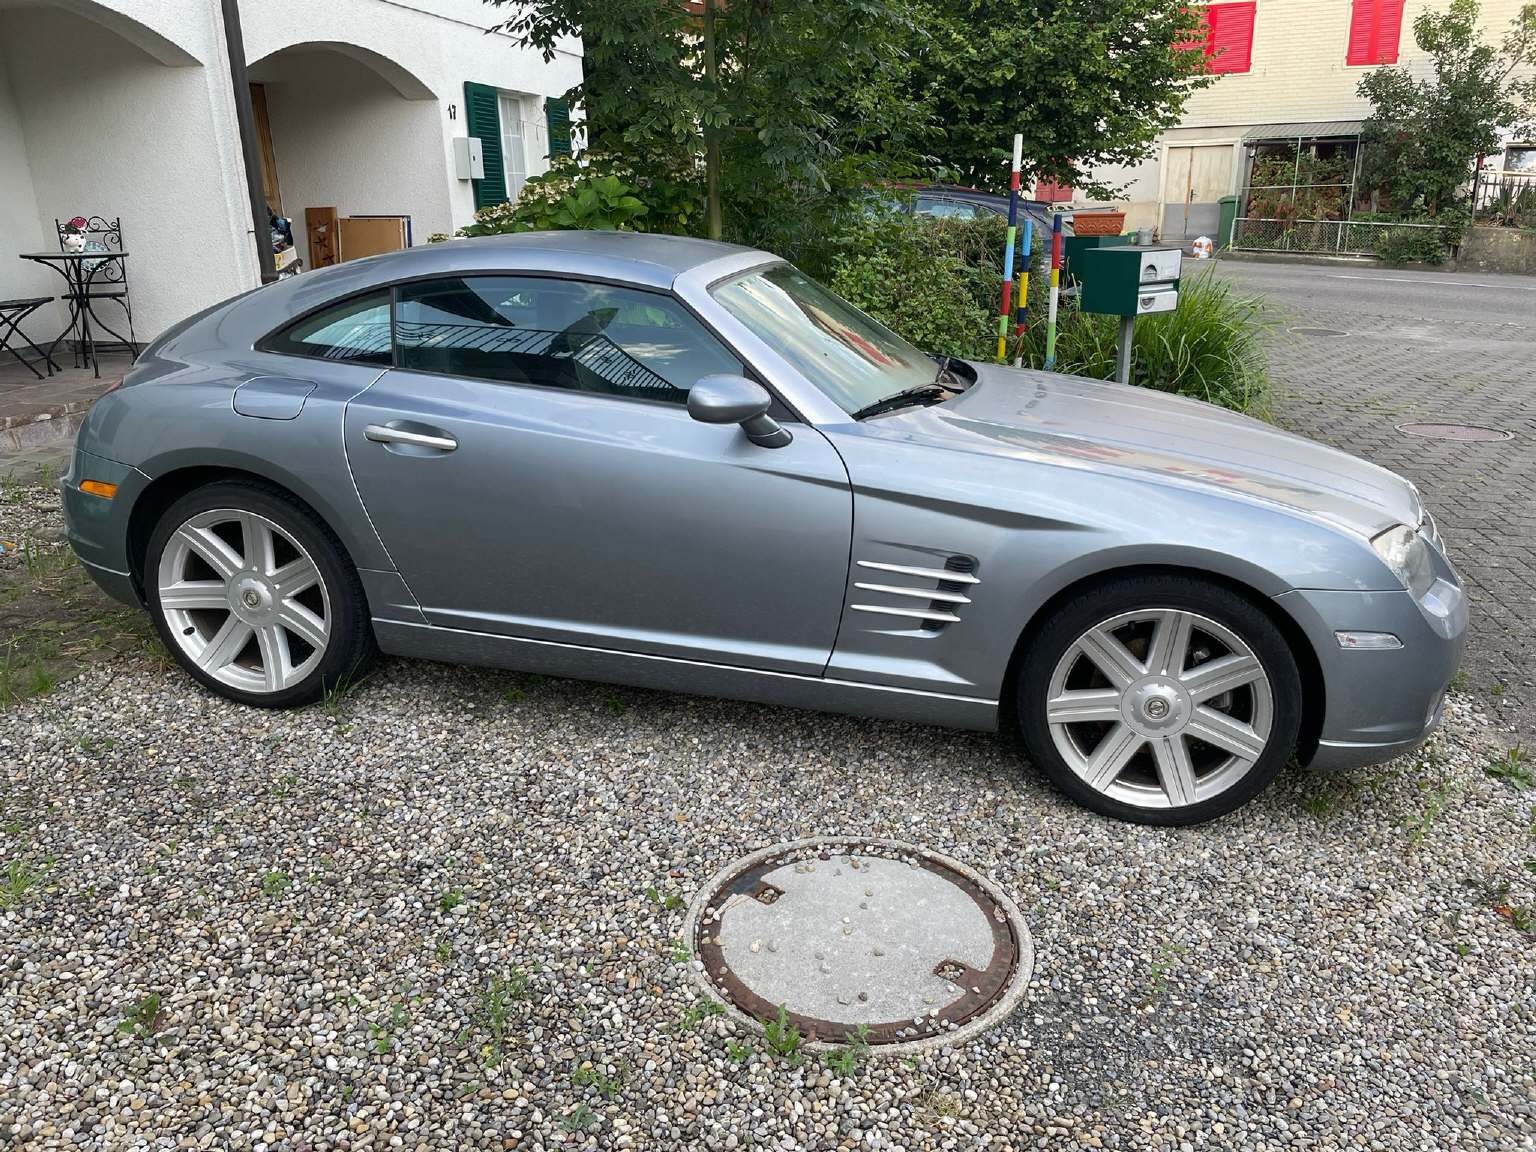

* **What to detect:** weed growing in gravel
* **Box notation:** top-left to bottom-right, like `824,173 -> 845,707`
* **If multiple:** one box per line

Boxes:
435,939 -> 453,962
439,889 -> 465,913
676,997 -> 724,1033
645,885 -> 684,912
822,1026 -> 870,1078
725,1041 -> 750,1064
117,994 -> 163,1038
260,870 -> 291,898
0,857 -> 48,906
1405,782 -> 1459,847
762,1005 -> 803,1066
560,1103 -> 600,1133
477,969 -> 531,1068
368,1003 -> 409,1054
1298,772 -> 1361,818
1142,941 -> 1188,1008
667,937 -> 689,963
78,735 -> 115,758
1485,745 -> 1532,791
1447,668 -> 1468,692
572,1062 -> 625,1100
605,694 -> 626,714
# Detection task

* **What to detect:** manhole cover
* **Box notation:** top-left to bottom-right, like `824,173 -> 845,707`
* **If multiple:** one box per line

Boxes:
686,838 -> 1033,1052
1288,326 -> 1349,337
1397,422 -> 1513,442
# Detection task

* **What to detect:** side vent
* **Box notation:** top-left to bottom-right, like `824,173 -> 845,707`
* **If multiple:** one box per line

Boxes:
851,556 -> 980,630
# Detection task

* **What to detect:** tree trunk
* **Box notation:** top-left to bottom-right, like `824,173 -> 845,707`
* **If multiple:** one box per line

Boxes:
702,0 -> 723,242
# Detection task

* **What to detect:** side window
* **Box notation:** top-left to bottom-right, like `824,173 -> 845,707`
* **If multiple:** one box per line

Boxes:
259,290 -> 391,366
394,276 -> 742,404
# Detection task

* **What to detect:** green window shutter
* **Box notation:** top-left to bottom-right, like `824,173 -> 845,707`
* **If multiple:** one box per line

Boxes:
545,96 -> 572,158
464,81 -> 507,210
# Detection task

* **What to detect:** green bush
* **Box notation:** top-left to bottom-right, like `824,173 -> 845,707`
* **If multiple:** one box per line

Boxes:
452,151 -> 703,239
823,213 -> 1003,360
1013,270 -> 1273,416
817,212 -> 1272,416
1370,223 -> 1450,266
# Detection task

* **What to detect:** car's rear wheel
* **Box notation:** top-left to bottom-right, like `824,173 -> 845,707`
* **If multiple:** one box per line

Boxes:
1017,574 -> 1302,826
145,482 -> 374,707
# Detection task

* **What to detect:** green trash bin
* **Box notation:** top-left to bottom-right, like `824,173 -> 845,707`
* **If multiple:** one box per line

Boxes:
1217,195 -> 1240,250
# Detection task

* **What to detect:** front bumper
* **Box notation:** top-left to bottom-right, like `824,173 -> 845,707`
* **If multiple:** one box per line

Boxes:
61,447 -> 145,607
1276,576 -> 1466,770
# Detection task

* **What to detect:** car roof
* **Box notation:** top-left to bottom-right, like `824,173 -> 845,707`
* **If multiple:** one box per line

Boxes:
312,231 -> 762,293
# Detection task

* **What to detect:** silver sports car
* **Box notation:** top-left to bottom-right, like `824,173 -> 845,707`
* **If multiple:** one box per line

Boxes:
62,232 -> 1466,825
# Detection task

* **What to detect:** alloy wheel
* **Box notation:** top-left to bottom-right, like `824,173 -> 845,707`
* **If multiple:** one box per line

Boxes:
156,508 -> 332,694
1045,608 -> 1273,810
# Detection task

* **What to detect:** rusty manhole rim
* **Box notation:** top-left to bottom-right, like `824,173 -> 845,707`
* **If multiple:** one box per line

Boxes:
683,837 -> 1035,1055
1396,421 -> 1514,443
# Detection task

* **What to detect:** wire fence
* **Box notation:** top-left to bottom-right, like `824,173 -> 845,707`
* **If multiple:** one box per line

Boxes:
1472,169 -> 1536,227
1230,217 -> 1447,257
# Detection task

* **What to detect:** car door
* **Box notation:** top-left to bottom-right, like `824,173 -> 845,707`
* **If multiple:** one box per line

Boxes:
344,273 -> 852,675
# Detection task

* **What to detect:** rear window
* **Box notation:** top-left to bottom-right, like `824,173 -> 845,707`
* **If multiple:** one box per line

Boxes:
258,290 -> 392,366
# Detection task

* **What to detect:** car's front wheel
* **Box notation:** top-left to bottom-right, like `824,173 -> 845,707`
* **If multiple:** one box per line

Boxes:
145,482 -> 375,707
1017,574 -> 1302,826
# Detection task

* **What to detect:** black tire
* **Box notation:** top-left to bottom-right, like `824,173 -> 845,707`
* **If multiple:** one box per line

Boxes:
1017,573 -> 1302,826
144,481 -> 375,708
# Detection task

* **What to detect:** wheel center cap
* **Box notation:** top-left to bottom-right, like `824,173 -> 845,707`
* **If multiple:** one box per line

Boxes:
229,575 -> 276,624
1121,677 -> 1191,737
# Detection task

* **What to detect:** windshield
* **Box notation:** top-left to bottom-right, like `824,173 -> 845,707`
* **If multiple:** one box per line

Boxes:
709,263 -> 938,415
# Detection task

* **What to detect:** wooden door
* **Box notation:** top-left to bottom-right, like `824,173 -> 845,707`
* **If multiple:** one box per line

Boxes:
1162,145 -> 1232,240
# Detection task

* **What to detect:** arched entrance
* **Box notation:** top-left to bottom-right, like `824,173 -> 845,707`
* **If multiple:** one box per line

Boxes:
246,42 -> 448,269
0,0 -> 256,344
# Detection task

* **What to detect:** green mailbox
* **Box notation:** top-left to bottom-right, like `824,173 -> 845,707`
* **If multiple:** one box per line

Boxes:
1077,245 -> 1182,317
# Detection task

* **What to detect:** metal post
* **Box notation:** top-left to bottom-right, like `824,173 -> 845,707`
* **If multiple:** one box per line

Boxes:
996,134 -> 1022,363
1043,213 -> 1062,371
221,0 -> 278,284
1115,315 -> 1134,385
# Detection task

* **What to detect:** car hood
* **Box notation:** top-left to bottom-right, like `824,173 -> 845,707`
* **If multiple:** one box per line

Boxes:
867,364 -> 1419,538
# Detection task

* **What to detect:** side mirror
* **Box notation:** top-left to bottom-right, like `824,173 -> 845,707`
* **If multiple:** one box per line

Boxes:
687,374 -> 792,448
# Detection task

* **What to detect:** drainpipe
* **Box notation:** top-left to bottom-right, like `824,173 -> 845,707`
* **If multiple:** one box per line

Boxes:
221,0 -> 277,283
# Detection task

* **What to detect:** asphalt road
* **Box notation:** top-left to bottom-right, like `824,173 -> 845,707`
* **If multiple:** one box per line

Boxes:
1211,258 -> 1536,327
1209,255 -> 1536,745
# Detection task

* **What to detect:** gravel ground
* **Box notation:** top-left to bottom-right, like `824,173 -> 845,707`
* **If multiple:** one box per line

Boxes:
3,502 -> 1535,1151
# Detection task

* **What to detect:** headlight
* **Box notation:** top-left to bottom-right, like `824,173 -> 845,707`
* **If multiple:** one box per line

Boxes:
1371,524 -> 1435,599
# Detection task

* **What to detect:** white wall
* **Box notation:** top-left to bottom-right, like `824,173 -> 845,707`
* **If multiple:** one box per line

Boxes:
0,53 -> 56,343
241,0 -> 583,235
252,50 -> 451,265
0,0 -> 259,342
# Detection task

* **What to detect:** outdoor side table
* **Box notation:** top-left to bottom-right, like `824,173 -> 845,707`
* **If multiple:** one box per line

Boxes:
17,249 -> 132,379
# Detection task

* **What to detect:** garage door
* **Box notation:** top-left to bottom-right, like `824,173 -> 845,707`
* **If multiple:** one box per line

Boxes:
1162,145 -> 1233,241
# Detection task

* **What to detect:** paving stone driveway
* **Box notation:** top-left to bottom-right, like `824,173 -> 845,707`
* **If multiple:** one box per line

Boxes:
1213,259 -> 1536,745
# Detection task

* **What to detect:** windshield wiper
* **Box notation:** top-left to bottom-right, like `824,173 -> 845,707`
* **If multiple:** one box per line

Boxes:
849,383 -> 955,422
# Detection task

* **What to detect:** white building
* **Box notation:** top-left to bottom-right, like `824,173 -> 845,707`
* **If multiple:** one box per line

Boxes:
1075,0 -> 1533,240
0,0 -> 582,346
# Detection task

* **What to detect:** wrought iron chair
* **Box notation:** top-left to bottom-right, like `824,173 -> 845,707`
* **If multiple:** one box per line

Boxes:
0,297 -> 59,380
55,215 -> 136,354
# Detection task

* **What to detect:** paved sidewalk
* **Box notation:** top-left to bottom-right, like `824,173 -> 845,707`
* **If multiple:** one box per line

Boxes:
0,362 -> 117,482
1214,260 -> 1536,744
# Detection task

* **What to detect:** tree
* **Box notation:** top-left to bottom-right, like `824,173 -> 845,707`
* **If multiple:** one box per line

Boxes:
494,0 -> 923,249
1357,0 -> 1536,219
906,0 -> 1212,194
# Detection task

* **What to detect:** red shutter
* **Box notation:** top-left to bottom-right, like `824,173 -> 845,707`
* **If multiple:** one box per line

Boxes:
1035,178 -> 1073,202
1204,3 -> 1255,74
1347,0 -> 1404,66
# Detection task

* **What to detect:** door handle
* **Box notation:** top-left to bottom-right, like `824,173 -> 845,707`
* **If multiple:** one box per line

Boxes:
364,424 -> 457,452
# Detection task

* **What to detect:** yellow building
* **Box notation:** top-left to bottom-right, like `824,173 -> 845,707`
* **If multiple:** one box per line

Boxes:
1076,0 -> 1534,241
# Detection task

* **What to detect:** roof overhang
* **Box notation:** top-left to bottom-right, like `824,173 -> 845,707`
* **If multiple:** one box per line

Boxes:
1242,121 -> 1365,143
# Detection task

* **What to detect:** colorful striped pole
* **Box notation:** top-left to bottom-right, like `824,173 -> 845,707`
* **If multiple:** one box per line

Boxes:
1043,212 -> 1062,370
995,134 -> 1023,363
1011,215 -> 1033,367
